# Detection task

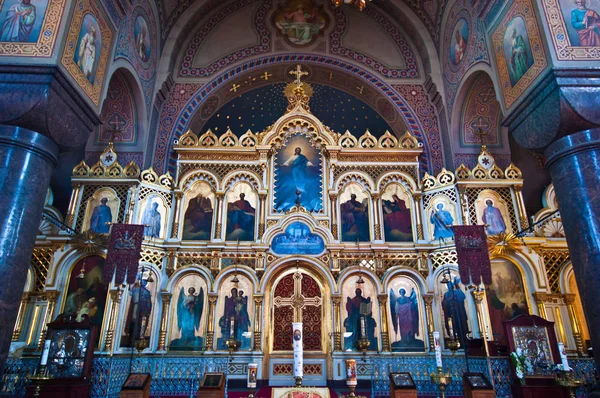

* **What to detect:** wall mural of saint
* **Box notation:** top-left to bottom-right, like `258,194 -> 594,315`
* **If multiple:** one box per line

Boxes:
225,183 -> 257,241
274,134 -> 322,212
340,183 -> 370,242
387,276 -> 424,352
486,259 -> 529,344
83,188 -> 119,234
502,16 -> 534,87
274,0 -> 327,46
74,13 -> 101,84
216,275 -> 253,350
182,182 -> 215,240
139,195 -> 166,239
62,255 -> 108,346
438,272 -> 470,346
342,276 -> 378,351
120,268 -> 157,348
382,184 -> 412,242
0,0 -> 48,43
169,274 -> 207,351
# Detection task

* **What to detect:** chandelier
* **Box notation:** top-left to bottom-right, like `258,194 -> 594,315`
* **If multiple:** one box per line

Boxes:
331,0 -> 371,12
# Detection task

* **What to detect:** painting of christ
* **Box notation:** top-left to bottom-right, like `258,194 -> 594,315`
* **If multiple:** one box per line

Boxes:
274,134 -> 322,212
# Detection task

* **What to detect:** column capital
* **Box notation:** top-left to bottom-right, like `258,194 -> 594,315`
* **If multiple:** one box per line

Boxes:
41,290 -> 60,303
532,292 -> 549,303
423,293 -> 434,305
109,289 -> 123,303
208,295 -> 218,305
0,65 -> 102,149
563,293 -> 576,305
377,294 -> 388,303
161,292 -> 173,304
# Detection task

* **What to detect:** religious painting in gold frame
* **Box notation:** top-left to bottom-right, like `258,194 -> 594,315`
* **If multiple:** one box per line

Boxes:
339,182 -> 371,242
215,273 -> 253,350
341,275 -> 379,351
381,183 -> 413,242
387,275 -> 425,352
119,267 -> 158,349
169,273 -> 208,351
225,182 -> 257,241
181,181 -> 215,241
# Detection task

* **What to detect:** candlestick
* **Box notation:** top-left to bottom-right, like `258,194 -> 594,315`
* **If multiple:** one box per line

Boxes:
558,342 -> 570,371
40,340 -> 51,366
230,316 -> 235,338
448,318 -> 454,338
293,322 -> 303,379
346,359 -> 357,386
247,363 -> 257,389
433,331 -> 443,368
360,316 -> 366,338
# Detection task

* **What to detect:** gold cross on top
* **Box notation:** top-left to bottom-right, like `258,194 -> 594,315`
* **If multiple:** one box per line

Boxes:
289,65 -> 308,85
474,127 -> 488,146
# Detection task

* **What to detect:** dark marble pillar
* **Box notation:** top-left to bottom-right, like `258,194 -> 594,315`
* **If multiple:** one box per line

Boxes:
545,128 -> 600,369
0,125 -> 58,371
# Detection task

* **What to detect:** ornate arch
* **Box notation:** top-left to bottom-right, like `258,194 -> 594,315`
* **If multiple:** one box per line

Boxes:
336,172 -> 374,193
222,171 -> 262,192
179,170 -> 219,192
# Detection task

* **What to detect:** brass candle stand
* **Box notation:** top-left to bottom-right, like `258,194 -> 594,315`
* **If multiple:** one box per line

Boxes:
225,336 -> 240,355
556,370 -> 584,398
430,367 -> 453,398
356,337 -> 370,359
446,338 -> 460,355
294,376 -> 303,387
247,387 -> 255,398
339,385 -> 367,398
29,365 -> 52,397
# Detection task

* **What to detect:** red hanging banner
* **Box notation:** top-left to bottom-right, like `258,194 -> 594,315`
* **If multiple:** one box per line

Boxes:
453,225 -> 492,285
104,224 -> 144,284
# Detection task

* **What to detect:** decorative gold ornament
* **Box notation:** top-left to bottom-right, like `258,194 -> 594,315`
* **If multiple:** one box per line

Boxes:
331,0 -> 370,12
72,229 -> 108,254
430,367 -> 453,398
487,232 -> 519,256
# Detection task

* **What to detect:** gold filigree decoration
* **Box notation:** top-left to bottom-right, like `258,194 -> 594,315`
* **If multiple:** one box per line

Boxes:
487,232 -> 519,256
72,160 -> 140,179
71,230 -> 109,254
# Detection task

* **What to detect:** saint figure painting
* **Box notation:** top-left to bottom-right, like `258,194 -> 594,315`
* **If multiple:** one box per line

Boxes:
274,134 -> 322,212
502,16 -> 533,86
121,271 -> 154,348
430,203 -> 454,240
74,13 -> 101,84
341,192 -> 370,242
382,185 -> 412,242
217,286 -> 252,350
226,191 -> 256,241
0,0 -> 46,43
482,199 -> 507,235
141,199 -> 163,239
274,0 -> 326,45
182,182 -> 215,240
343,286 -> 378,351
564,0 -> 600,46
89,197 -> 113,233
441,276 -> 470,344
389,277 -> 425,352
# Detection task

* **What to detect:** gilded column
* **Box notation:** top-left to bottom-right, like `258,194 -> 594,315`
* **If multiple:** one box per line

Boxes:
532,292 -> 548,319
423,294 -> 435,352
103,288 -> 123,352
205,295 -> 218,350
470,288 -> 490,355
157,293 -> 172,351
37,291 -> 60,350
513,186 -> 529,230
372,193 -> 382,241
332,295 -> 342,351
258,193 -> 267,240
65,183 -> 81,228
253,295 -> 263,351
329,193 -> 338,240
564,294 -> 585,356
12,293 -> 30,341
412,193 -> 424,240
170,191 -> 183,238
124,185 -> 137,224
166,249 -> 176,277
214,194 -> 224,240
377,294 -> 390,352
457,186 -> 469,222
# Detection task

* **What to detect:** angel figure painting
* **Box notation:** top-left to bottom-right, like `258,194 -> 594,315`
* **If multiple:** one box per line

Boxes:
216,276 -> 252,350
170,275 -> 206,351
388,276 -> 424,352
274,0 -> 327,45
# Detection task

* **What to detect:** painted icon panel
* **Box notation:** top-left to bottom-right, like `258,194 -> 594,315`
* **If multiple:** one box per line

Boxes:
182,182 -> 215,240
226,183 -> 257,241
382,184 -> 413,242
340,183 -> 370,242
215,274 -> 253,350
342,276 -> 379,351
169,273 -> 208,351
388,275 -> 425,352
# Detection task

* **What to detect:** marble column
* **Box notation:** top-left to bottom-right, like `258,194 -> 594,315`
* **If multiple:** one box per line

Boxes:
545,128 -> 600,369
214,194 -> 224,240
0,126 -> 58,370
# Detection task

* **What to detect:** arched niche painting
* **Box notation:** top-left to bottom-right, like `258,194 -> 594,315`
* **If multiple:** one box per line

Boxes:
342,275 -> 379,351
436,269 -> 471,346
82,188 -> 119,233
387,275 -> 425,352
169,273 -> 208,351
138,194 -> 167,240
475,190 -> 512,235
273,133 -> 323,213
215,274 -> 253,350
427,195 -> 456,241
568,272 -> 590,345
340,183 -> 370,242
61,255 -> 109,346
225,183 -> 257,241
381,183 -> 413,242
119,267 -> 158,348
486,259 -> 529,344
182,181 -> 215,240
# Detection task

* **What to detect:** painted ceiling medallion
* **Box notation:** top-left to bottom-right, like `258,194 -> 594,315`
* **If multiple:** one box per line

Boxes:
331,0 -> 370,12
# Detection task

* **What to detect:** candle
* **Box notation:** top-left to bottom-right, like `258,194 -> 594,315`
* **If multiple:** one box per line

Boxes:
360,317 -> 366,338
448,318 -> 454,338
558,342 -> 570,371
247,363 -> 258,388
293,322 -> 303,378
433,331 -> 443,368
230,316 -> 235,338
40,340 -> 51,366
346,359 -> 357,386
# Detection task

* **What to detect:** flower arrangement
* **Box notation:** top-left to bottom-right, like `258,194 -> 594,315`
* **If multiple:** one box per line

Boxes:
510,348 -> 534,381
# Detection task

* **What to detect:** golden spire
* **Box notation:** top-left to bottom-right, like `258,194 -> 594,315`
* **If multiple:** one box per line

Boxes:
284,64 -> 313,113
